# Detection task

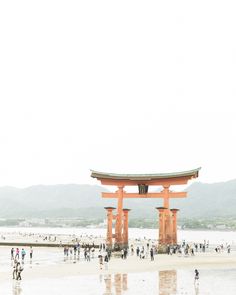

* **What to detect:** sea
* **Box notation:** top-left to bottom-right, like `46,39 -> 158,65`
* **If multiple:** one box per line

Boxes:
1,226 -> 236,245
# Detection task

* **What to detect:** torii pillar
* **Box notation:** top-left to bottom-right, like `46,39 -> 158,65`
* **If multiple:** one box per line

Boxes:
156,207 -> 166,245
156,206 -> 176,249
104,207 -> 116,249
171,209 -> 179,245
114,186 -> 124,249
122,209 -> 130,248
165,210 -> 173,245
162,186 -> 173,245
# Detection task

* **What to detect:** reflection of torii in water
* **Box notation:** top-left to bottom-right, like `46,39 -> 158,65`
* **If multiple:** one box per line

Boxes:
159,270 -> 177,295
103,271 -> 177,295
103,274 -> 128,295
159,270 -> 199,295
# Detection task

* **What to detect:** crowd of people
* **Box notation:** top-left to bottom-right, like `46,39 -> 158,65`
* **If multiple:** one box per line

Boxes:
215,243 -> 231,253
10,246 -> 33,281
62,242 -> 112,270
6,235 -> 234,285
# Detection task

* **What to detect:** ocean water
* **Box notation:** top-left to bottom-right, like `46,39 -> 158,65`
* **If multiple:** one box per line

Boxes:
0,227 -> 236,245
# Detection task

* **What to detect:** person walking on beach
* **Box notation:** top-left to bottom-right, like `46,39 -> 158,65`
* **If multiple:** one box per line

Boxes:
194,269 -> 199,284
104,253 -> 109,270
30,246 -> 33,259
150,247 -> 154,261
16,262 -> 23,281
11,248 -> 15,260
73,245 -> 77,256
131,245 -> 134,255
140,247 -> 145,259
15,248 -> 20,260
21,249 -> 26,262
12,259 -> 18,279
124,248 -> 128,259
107,249 -> 111,260
83,247 -> 86,258
121,249 -> 124,259
136,246 -> 140,257
91,246 -> 95,259
86,250 -> 90,262
167,245 -> 170,255
99,254 -> 103,270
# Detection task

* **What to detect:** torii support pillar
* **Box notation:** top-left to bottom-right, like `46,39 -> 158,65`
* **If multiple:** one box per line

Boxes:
165,209 -> 173,245
122,209 -> 130,249
157,207 -> 179,252
170,209 -> 179,245
114,186 -> 124,249
156,207 -> 167,246
104,207 -> 116,249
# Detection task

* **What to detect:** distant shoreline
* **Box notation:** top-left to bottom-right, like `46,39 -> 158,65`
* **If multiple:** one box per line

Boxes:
0,225 -> 235,232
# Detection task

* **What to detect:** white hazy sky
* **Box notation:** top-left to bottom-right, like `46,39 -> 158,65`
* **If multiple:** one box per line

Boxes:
0,1 -> 236,187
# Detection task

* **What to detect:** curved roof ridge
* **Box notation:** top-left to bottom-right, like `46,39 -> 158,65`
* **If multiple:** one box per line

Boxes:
91,167 -> 201,180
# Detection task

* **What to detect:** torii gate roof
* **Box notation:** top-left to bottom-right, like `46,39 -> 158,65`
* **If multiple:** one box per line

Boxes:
91,167 -> 201,184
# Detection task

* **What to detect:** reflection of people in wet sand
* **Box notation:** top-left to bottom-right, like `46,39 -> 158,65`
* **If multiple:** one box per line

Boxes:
194,282 -> 199,295
12,281 -> 22,295
194,269 -> 199,284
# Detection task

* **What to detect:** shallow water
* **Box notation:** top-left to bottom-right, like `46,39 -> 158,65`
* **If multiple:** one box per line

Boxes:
1,227 -> 236,245
1,269 -> 236,295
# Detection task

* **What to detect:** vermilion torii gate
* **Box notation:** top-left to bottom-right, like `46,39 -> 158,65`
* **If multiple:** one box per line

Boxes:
91,168 -> 200,250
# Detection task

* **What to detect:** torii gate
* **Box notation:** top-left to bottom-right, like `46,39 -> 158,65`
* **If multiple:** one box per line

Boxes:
91,168 -> 200,250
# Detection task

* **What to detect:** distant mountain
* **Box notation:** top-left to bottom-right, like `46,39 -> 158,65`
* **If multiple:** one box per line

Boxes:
0,180 -> 235,219
171,179 -> 236,218
0,184 -> 114,218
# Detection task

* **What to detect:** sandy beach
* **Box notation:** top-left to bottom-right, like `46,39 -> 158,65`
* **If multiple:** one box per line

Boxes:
1,246 -> 236,295
1,229 -> 236,294
16,250 -> 236,278
1,228 -> 236,281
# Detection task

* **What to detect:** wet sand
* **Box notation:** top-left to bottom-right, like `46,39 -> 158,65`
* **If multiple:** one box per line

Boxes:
1,245 -> 236,294
4,269 -> 236,295
1,255 -> 236,295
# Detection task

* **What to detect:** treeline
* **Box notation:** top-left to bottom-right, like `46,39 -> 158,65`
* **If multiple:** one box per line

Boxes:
0,217 -> 236,230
